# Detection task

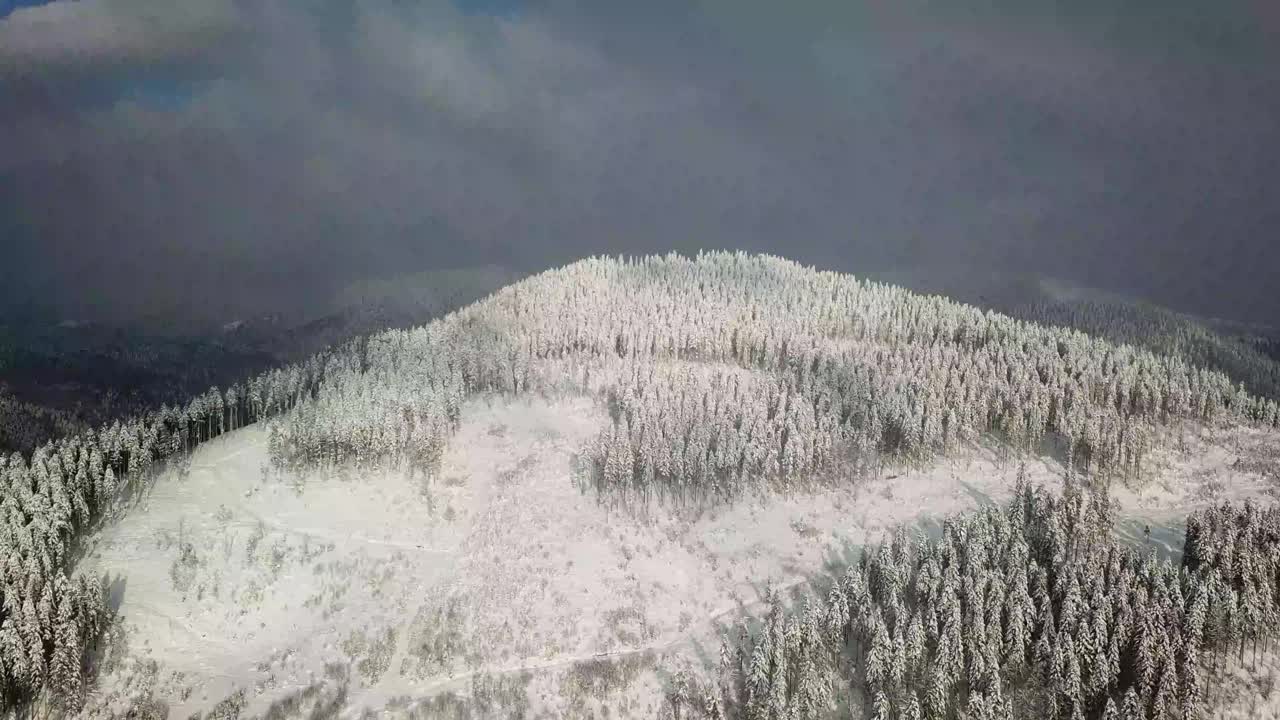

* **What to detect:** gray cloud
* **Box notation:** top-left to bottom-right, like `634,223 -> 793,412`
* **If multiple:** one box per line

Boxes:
0,0 -> 240,81
1,0 -> 1278,330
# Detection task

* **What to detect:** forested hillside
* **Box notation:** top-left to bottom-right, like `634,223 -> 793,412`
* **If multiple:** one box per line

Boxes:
3,252 -> 1280,712
0,318 -> 276,455
270,253 -> 1280,484
0,390 -> 86,460
665,483 -> 1280,720
0,266 -> 518,456
1012,300 -> 1280,403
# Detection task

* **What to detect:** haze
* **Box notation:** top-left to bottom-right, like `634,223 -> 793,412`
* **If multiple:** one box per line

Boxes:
2,0 -> 1277,331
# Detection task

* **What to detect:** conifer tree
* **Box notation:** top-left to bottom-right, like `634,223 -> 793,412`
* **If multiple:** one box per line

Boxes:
872,689 -> 892,720
49,577 -> 82,712
1101,696 -> 1118,720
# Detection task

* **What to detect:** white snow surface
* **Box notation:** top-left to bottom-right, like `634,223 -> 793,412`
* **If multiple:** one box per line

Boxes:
76,394 -> 1280,718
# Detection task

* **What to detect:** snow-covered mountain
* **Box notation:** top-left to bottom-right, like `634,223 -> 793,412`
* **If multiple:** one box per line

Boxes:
4,253 -> 1280,718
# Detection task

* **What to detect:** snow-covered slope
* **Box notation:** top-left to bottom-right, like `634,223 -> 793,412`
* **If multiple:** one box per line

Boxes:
78,390 -> 1280,718
3,252 -> 1270,717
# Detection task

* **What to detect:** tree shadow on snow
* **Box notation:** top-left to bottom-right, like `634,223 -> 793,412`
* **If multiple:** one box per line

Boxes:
957,479 -> 997,508
104,572 -> 128,614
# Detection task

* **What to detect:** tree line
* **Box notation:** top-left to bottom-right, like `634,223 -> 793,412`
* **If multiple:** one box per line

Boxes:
666,483 -> 1280,720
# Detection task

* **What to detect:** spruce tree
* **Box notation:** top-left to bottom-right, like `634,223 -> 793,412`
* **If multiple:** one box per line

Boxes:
49,577 -> 82,712
1121,686 -> 1144,720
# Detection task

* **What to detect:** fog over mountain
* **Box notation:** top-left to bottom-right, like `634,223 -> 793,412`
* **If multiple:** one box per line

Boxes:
2,0 -> 1277,330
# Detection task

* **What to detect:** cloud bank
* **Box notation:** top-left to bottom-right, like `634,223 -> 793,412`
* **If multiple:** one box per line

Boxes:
1,0 -> 1277,329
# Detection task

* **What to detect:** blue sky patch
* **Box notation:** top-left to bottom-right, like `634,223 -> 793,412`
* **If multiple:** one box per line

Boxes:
0,0 -> 56,20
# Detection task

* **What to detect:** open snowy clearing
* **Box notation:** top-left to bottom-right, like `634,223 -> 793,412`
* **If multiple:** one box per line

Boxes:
75,393 -> 1280,718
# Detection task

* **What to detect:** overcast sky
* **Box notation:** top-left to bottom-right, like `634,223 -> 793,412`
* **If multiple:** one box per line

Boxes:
2,0 -> 1278,330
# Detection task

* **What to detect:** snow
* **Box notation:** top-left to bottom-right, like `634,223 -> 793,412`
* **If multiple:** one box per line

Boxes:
76,392 -> 1280,717
1210,651 -> 1280,720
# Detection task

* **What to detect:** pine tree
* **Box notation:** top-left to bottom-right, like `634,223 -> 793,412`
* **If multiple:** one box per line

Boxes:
827,582 -> 850,650
1061,635 -> 1083,720
36,580 -> 55,645
866,612 -> 891,698
905,612 -> 925,686
872,689 -> 892,720
49,577 -> 82,712
1101,696 -> 1118,720
1121,686 -> 1144,720
704,690 -> 726,720
767,598 -> 791,720
0,618 -> 29,697
20,595 -> 44,689
746,633 -> 771,720
1152,653 -> 1178,720
902,693 -> 924,720
924,665 -> 948,720
98,466 -> 116,512
795,601 -> 830,719
964,690 -> 990,720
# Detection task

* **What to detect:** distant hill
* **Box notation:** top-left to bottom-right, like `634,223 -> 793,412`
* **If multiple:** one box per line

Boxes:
868,263 -> 1280,402
1009,299 -> 1280,401
0,317 -> 278,453
0,265 -> 519,454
